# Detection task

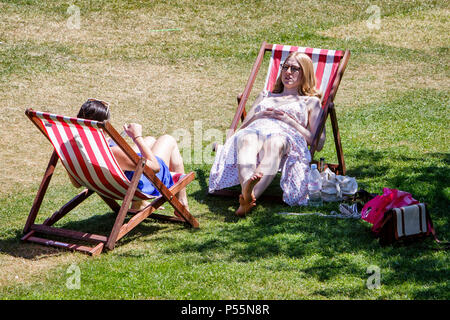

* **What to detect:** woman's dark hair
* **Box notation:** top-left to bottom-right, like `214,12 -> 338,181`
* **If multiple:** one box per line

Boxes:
77,99 -> 111,121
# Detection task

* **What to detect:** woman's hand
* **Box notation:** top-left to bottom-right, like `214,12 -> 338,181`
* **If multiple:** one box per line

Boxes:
254,108 -> 279,120
265,109 -> 297,127
253,108 -> 298,128
117,122 -> 160,173
123,123 -> 142,141
267,108 -> 314,144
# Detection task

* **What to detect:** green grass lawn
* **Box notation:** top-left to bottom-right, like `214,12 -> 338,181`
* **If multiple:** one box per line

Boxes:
0,0 -> 448,300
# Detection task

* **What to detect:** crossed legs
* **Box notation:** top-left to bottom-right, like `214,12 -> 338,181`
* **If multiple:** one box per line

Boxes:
235,134 -> 288,216
131,135 -> 189,212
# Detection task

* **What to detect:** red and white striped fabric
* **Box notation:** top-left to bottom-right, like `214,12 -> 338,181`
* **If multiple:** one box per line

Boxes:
263,44 -> 344,106
30,110 -> 156,201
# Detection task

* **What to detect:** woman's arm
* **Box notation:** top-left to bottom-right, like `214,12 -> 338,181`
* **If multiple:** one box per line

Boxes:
270,109 -> 315,145
306,97 -> 326,151
268,97 -> 325,149
111,123 -> 161,173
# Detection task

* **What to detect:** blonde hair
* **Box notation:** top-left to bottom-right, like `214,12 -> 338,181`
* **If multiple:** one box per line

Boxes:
272,52 -> 322,99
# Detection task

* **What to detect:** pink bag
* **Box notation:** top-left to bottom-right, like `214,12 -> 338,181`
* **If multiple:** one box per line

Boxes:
361,188 -> 419,235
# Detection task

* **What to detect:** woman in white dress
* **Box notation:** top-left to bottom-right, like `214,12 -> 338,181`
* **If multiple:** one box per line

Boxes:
209,52 -> 326,216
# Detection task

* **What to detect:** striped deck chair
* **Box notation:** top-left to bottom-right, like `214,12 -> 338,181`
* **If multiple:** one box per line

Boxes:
22,109 -> 199,256
210,41 -> 350,200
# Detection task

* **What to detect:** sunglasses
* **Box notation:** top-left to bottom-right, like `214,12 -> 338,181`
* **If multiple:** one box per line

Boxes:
281,64 -> 301,73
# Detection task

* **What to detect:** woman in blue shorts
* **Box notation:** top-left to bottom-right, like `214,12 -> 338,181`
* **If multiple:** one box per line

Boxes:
74,98 -> 189,211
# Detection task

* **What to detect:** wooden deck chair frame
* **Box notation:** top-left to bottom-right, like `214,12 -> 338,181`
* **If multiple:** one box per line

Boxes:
209,41 -> 350,200
22,108 -> 199,256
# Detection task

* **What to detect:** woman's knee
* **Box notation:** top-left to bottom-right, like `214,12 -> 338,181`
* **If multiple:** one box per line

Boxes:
156,134 -> 184,168
158,134 -> 177,146
132,136 -> 156,152
265,136 -> 287,155
237,134 -> 258,147
144,136 -> 156,147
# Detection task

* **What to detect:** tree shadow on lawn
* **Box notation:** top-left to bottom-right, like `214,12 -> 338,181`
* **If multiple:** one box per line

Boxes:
196,149 -> 449,231
348,150 -> 449,218
186,150 -> 449,298
2,150 -> 447,297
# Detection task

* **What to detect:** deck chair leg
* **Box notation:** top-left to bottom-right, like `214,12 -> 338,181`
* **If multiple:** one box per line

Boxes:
166,172 -> 199,228
329,104 -> 346,175
23,151 -> 59,234
106,158 -> 146,251
114,173 -> 198,240
43,189 -> 93,227
168,196 -> 198,228
22,188 -> 97,248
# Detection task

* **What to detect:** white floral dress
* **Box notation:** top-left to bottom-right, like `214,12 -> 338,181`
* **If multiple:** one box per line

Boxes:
209,93 -> 312,206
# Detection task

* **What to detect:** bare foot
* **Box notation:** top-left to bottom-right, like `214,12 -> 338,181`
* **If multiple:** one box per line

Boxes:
235,172 -> 263,217
242,171 -> 263,203
235,194 -> 256,217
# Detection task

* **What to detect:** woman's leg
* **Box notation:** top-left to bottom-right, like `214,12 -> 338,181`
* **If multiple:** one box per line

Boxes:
151,134 -> 189,211
236,133 -> 263,185
150,134 -> 184,173
252,135 -> 288,199
235,133 -> 264,216
132,136 -> 156,152
236,135 -> 287,216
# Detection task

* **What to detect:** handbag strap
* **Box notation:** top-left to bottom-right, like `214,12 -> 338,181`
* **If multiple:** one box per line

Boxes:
425,211 -> 450,250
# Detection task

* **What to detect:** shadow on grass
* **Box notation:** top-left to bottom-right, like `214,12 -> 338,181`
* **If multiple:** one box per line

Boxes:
180,150 -> 449,298
196,150 -> 449,219
347,150 -> 449,217
1,150 -> 447,297
0,203 -> 176,260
